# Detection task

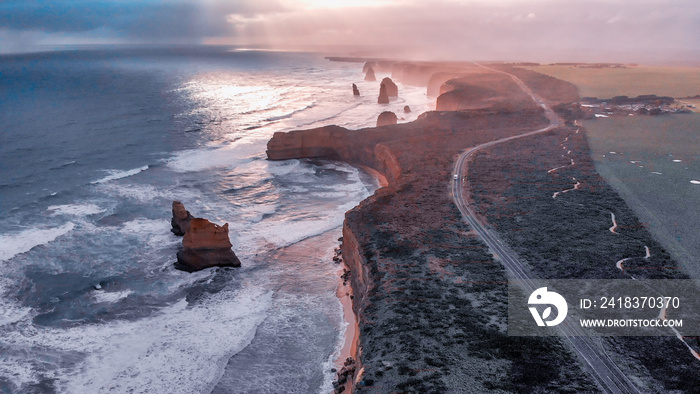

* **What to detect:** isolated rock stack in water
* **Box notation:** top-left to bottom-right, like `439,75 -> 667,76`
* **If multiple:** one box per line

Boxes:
376,111 -> 397,126
352,83 -> 360,96
378,83 -> 389,104
380,77 -> 398,97
171,201 -> 194,236
171,201 -> 241,272
364,65 -> 376,82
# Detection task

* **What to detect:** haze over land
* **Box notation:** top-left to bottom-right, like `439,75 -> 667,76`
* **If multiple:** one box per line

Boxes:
1,0 -> 699,64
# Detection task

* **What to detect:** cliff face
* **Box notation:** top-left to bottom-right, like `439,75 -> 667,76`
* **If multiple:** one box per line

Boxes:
171,200 -> 194,236
266,66 -> 583,391
266,124 -> 404,184
436,72 -> 537,112
171,204 -> 242,272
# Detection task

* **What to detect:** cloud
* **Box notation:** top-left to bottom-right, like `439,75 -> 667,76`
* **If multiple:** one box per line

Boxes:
0,0 -> 698,62
0,0 -> 286,42
222,0 -> 700,62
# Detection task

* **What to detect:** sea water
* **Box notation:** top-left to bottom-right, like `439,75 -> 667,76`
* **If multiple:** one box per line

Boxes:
0,46 -> 433,393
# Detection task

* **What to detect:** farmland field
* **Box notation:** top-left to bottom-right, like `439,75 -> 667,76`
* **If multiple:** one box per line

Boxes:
584,114 -> 700,277
527,65 -> 700,98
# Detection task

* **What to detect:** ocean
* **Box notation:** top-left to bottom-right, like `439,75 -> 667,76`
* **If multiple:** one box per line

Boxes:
0,46 -> 432,393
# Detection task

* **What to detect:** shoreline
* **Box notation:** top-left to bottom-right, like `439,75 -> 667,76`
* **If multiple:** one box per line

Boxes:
265,62 -> 697,391
334,269 -> 358,368
332,165 -> 386,392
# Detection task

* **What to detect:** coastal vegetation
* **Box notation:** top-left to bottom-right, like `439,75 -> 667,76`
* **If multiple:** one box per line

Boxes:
467,123 -> 700,391
268,60 -> 700,392
269,64 -> 603,391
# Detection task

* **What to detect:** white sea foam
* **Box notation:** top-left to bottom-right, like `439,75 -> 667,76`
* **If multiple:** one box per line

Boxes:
673,159 -> 683,163
1,286 -> 272,393
97,183 -> 198,203
119,219 -> 180,248
0,357 -> 39,390
691,180 -> 700,185
92,166 -> 149,184
264,103 -> 315,121
267,159 -> 302,176
0,222 -> 75,262
48,203 -> 105,216
238,203 -> 278,223
93,290 -> 133,304
595,114 -> 609,118
167,142 -> 261,173
651,172 -> 662,175
0,298 -> 31,327
236,201 -> 364,250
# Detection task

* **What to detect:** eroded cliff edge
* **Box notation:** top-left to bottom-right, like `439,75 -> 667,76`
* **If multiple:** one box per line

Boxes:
266,64 -> 602,392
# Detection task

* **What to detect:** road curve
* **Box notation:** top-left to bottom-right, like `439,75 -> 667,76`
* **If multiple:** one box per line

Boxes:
451,63 -> 641,394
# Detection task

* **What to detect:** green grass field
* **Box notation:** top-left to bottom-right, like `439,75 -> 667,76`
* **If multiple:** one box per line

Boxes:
525,65 -> 700,98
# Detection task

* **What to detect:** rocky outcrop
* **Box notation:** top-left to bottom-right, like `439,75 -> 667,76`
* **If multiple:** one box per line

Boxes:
268,64 -> 588,392
436,72 -> 538,112
403,105 -> 411,113
176,218 -> 241,272
171,201 -> 241,272
266,123 -> 404,184
376,111 -> 397,127
391,63 -> 442,86
362,62 -> 375,73
352,83 -> 360,96
364,66 -> 376,82
380,78 -> 398,97
427,72 -> 468,97
378,83 -> 389,104
171,201 -> 194,236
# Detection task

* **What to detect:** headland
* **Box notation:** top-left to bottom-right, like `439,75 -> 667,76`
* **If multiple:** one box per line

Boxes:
266,60 -> 699,392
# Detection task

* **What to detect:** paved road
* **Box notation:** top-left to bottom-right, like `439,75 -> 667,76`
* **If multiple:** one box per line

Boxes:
451,64 -> 641,394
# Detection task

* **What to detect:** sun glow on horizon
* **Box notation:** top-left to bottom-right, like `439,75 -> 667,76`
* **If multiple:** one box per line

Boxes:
283,0 -> 396,9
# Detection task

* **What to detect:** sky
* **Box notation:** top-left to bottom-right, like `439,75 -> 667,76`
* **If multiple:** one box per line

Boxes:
0,0 -> 698,63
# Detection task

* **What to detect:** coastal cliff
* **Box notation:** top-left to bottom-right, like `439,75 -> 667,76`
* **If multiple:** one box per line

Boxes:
267,65 -> 598,391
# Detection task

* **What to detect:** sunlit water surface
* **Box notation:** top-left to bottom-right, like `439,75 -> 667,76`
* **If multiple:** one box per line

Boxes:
0,47 -> 433,393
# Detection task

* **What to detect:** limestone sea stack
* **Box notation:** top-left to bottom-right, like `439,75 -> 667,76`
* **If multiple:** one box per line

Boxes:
352,83 -> 360,96
176,218 -> 241,272
171,200 -> 194,236
378,83 -> 389,104
364,66 -> 376,82
376,111 -> 398,126
380,77 -> 398,97
404,105 -> 411,113
362,62 -> 375,73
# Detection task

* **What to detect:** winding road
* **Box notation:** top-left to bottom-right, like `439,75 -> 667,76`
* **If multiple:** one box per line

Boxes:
451,64 -> 641,393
